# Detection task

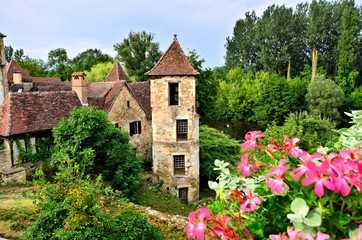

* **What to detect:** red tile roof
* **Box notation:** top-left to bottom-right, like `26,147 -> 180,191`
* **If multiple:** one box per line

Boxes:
127,82 -> 151,119
0,91 -> 82,136
31,77 -> 62,83
87,81 -> 126,111
145,35 -> 199,77
6,60 -> 32,84
106,62 -> 132,83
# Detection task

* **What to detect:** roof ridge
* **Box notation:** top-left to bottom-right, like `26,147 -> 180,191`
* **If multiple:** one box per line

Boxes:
126,82 -> 151,119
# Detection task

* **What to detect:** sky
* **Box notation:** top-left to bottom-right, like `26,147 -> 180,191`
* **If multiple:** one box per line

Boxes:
0,0 -> 321,68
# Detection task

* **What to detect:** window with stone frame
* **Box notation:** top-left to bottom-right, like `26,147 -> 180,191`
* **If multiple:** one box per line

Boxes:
169,83 -> 179,105
176,119 -> 187,141
129,121 -> 142,136
178,187 -> 188,204
127,100 -> 130,108
174,155 -> 185,175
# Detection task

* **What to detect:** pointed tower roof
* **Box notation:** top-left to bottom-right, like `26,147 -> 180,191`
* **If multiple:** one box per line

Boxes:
0,33 -> 6,38
106,62 -> 132,83
145,35 -> 199,77
6,60 -> 32,83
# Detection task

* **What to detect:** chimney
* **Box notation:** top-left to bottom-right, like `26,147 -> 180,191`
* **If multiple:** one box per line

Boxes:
72,72 -> 88,106
13,71 -> 22,84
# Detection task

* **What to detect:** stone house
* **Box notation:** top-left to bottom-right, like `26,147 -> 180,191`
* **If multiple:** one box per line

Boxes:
0,33 -> 200,203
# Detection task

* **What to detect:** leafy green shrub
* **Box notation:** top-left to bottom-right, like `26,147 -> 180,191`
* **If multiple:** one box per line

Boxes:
200,125 -> 241,180
52,107 -> 142,199
264,112 -> 338,151
110,208 -> 165,240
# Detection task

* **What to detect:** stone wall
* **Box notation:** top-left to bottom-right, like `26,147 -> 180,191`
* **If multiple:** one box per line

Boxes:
108,85 -> 152,160
0,148 -> 11,173
151,76 -> 199,203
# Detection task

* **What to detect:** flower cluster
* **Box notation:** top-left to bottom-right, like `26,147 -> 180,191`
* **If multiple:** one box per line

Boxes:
186,130 -> 362,239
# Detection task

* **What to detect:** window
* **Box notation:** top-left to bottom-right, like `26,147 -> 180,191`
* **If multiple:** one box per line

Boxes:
179,187 -> 188,204
176,120 -> 187,141
129,121 -> 141,136
174,155 -> 185,175
127,101 -> 130,108
169,83 -> 179,105
115,123 -> 119,128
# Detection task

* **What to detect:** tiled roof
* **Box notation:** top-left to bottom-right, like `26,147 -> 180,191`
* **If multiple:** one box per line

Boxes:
33,82 -> 71,92
6,60 -> 32,83
106,62 -> 132,83
31,77 -> 62,83
0,33 -> 6,38
127,82 -> 151,119
145,35 -> 199,77
0,91 -> 82,137
87,81 -> 124,111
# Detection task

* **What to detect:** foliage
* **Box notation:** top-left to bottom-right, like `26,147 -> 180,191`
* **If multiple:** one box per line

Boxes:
186,130 -> 362,239
84,62 -> 115,82
188,50 -> 218,121
71,48 -> 113,72
264,112 -> 338,152
22,156 -> 163,240
112,207 -> 165,240
306,75 -> 344,123
15,135 -> 52,163
199,125 -> 241,180
47,48 -> 72,81
52,107 -> 142,199
4,45 -> 13,63
114,31 -> 162,81
335,110 -> 362,149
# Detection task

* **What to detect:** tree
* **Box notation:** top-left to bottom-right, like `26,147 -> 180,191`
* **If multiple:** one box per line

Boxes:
71,48 -> 113,72
47,48 -> 72,81
114,31 -> 162,81
306,75 -> 344,123
4,45 -> 13,63
188,50 -> 218,121
18,56 -> 47,77
199,125 -> 241,181
84,62 -> 115,82
52,107 -> 142,198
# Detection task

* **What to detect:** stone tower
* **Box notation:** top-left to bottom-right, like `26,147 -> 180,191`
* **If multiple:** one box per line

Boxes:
0,33 -> 7,103
146,35 -> 200,203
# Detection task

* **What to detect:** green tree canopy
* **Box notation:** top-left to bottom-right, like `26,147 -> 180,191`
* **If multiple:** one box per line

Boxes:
71,48 -> 113,72
114,31 -> 162,81
47,48 -> 72,81
52,107 -> 142,198
84,62 -> 114,82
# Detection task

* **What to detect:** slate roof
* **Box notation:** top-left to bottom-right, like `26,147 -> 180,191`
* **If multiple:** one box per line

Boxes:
146,35 -> 199,77
106,62 -> 132,83
127,82 -> 151,119
0,91 -> 81,137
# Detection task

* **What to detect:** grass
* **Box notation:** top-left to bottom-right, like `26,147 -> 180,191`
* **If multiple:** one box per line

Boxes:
0,180 -> 215,240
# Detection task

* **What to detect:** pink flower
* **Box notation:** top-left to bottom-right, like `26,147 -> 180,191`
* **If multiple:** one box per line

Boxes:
238,153 -> 258,177
186,208 -> 211,240
242,130 -> 264,150
291,152 -> 322,182
298,231 -> 330,240
283,136 -> 304,158
240,190 -> 263,212
301,160 -> 334,197
265,159 -> 290,194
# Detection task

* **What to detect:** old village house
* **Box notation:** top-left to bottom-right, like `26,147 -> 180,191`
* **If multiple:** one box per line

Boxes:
0,33 -> 200,203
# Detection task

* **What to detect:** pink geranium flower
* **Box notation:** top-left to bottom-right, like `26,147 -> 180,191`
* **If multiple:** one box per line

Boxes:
240,190 -> 263,212
269,227 -> 300,240
283,136 -> 304,158
186,208 -> 211,240
298,231 -> 330,240
265,159 -> 290,194
242,130 -> 264,150
238,153 -> 258,177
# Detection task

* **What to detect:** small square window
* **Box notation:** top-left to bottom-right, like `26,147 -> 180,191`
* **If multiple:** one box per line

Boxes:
129,121 -> 141,136
179,187 -> 188,204
169,83 -> 179,105
176,120 -> 187,141
174,155 -> 185,175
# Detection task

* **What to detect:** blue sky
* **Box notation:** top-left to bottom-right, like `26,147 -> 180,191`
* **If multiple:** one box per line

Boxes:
1,0 -> 316,68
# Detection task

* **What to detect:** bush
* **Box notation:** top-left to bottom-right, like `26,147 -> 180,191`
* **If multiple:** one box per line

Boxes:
264,112 -> 338,151
111,208 -> 165,240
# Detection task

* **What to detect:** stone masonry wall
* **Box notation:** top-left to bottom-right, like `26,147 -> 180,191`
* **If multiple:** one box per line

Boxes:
108,86 -> 152,160
151,76 -> 199,203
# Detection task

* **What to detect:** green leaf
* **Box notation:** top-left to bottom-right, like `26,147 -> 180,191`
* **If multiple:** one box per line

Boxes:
304,212 -> 322,227
287,213 -> 303,223
290,198 -> 309,217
